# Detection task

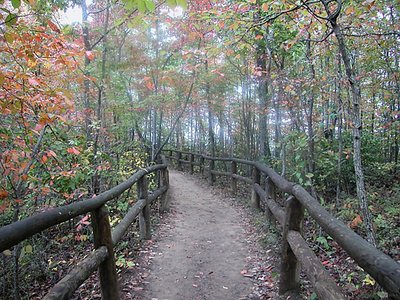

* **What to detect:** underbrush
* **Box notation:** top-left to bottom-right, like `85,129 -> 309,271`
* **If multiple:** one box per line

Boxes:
0,190 -> 161,299
203,169 -> 399,300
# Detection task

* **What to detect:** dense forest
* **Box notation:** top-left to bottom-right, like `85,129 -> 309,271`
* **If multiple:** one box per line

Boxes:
0,0 -> 399,299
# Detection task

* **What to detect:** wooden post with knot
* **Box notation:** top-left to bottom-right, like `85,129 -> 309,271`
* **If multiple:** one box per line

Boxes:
279,196 -> 304,296
138,175 -> 151,240
250,166 -> 261,209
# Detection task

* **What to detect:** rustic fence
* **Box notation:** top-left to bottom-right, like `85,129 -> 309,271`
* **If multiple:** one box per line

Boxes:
164,149 -> 400,300
0,156 -> 170,300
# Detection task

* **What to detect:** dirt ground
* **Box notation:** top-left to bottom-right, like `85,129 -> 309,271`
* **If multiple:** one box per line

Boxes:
120,170 -> 280,300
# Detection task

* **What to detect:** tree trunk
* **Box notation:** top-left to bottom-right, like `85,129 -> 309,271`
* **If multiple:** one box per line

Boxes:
323,1 -> 377,246
336,53 -> 344,208
256,27 -> 272,160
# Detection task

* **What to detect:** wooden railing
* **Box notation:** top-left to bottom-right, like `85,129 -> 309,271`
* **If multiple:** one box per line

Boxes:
164,149 -> 400,300
0,157 -> 170,300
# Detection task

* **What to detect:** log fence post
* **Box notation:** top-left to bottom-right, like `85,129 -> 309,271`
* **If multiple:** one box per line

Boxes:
189,154 -> 194,174
91,205 -> 119,300
200,156 -> 205,176
159,167 -> 169,213
230,160 -> 237,193
251,166 -> 261,209
265,176 -> 275,222
208,159 -> 215,185
138,175 -> 151,240
177,151 -> 182,171
279,196 -> 304,296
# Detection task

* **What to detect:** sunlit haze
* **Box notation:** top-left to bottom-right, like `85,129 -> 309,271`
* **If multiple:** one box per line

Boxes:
59,6 -> 81,24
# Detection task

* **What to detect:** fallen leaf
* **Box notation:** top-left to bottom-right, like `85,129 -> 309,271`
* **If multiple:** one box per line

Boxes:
350,214 -> 362,228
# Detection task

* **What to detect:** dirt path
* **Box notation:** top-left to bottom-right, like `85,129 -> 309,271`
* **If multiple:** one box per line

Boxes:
142,170 -> 256,300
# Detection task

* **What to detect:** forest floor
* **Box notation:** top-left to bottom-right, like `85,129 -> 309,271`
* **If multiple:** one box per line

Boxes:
119,170 -> 283,300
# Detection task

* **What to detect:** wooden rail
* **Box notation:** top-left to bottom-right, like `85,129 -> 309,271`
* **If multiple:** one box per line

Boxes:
0,157 -> 170,300
164,149 -> 400,300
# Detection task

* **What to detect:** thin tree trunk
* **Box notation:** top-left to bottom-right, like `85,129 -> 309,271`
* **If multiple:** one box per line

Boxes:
336,52 -> 344,208
305,37 -> 318,199
81,0 -> 92,145
205,58 -> 216,157
323,1 -> 377,246
92,0 -> 110,194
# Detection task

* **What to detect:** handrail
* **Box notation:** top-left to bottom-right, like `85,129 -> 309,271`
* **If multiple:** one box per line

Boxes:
0,159 -> 170,300
164,149 -> 400,299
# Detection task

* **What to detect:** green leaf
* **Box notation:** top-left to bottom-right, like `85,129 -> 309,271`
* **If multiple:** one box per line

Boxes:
145,0 -> 155,12
316,236 -> 330,250
25,244 -> 33,254
114,18 -> 125,27
176,0 -> 187,9
127,15 -> 143,28
166,0 -> 176,7
126,261 -> 135,267
2,249 -> 12,256
309,292 -> 317,300
5,13 -> 17,26
137,0 -> 146,13
123,0 -> 135,10
11,0 -> 21,9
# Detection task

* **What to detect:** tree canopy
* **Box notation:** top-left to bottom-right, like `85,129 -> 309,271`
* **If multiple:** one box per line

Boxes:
0,0 -> 399,298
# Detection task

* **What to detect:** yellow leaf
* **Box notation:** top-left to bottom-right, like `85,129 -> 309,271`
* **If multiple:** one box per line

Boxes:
4,32 -> 14,44
363,274 -> 375,286
345,6 -> 355,15
3,249 -> 12,256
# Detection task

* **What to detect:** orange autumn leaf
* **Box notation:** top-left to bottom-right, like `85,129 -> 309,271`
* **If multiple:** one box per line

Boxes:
67,147 -> 80,155
350,214 -> 363,229
85,51 -> 95,61
345,6 -> 355,15
0,190 -> 9,199
146,80 -> 155,91
261,3 -> 269,12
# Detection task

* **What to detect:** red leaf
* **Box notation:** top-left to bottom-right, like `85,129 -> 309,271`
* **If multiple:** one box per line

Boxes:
85,51 -> 95,61
0,202 -> 10,213
47,150 -> 57,158
28,78 -> 40,86
47,20 -> 61,33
